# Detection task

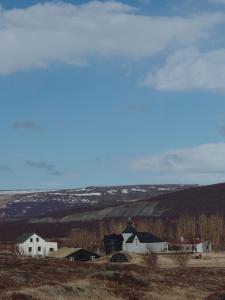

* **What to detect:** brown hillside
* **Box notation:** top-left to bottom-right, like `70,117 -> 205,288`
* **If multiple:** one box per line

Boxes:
33,183 -> 225,223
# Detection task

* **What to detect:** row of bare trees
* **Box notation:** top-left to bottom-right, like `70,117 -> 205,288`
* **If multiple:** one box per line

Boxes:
66,215 -> 225,252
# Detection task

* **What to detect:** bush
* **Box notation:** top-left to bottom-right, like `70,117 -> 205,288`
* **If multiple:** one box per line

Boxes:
145,250 -> 158,270
171,251 -> 190,269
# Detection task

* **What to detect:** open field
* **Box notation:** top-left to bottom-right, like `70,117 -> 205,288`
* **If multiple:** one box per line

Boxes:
158,252 -> 225,269
1,253 -> 225,299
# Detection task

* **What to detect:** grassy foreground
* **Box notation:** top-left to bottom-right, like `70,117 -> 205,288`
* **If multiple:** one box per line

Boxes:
0,253 -> 225,299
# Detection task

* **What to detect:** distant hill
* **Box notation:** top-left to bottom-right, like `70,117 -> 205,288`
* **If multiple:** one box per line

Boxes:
0,184 -> 194,220
1,183 -> 225,241
30,183 -> 225,223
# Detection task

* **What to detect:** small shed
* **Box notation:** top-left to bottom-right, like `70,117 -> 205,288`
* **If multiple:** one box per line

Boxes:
49,247 -> 100,261
66,248 -> 100,262
110,252 -> 128,263
103,234 -> 123,255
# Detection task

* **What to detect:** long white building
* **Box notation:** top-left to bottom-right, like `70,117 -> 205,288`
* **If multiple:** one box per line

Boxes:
122,219 -> 168,253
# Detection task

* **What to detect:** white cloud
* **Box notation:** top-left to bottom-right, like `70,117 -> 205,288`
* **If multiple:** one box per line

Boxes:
131,143 -> 225,176
142,47 -> 225,92
0,1 -> 224,74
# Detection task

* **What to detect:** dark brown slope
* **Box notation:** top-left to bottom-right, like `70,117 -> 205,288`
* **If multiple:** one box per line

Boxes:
155,182 -> 225,217
32,183 -> 225,223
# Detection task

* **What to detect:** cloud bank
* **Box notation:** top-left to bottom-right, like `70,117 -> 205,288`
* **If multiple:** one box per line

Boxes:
0,1 -> 224,74
131,143 -> 225,177
142,47 -> 225,92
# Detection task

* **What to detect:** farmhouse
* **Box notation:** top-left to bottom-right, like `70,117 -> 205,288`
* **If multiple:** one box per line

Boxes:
49,247 -> 100,261
122,219 -> 168,253
16,233 -> 58,257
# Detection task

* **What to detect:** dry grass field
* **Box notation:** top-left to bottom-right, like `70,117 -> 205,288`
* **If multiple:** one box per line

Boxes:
0,253 -> 225,299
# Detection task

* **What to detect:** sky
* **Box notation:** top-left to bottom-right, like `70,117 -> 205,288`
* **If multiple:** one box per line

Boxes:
1,0 -> 225,189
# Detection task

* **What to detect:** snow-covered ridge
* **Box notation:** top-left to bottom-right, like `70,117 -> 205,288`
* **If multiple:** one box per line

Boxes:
131,188 -> 147,192
74,193 -> 102,196
0,184 -> 196,220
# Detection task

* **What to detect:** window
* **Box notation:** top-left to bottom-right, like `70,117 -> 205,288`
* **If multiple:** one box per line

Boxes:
30,238 -> 33,242
29,247 -> 32,252
49,248 -> 54,252
38,246 -> 41,251
90,256 -> 95,261
36,238 -> 39,242
69,257 -> 74,262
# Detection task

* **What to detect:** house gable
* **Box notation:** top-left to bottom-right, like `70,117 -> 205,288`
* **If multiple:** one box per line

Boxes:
16,233 -> 46,244
16,233 -> 35,244
126,232 -> 165,244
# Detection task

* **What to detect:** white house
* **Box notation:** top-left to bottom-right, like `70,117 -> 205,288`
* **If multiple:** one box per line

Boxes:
122,219 -> 168,253
16,233 -> 58,257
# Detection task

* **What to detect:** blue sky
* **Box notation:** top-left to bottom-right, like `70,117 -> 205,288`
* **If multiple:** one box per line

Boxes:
1,0 -> 225,189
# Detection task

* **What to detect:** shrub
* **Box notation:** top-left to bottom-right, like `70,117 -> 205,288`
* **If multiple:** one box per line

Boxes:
145,250 -> 158,270
171,251 -> 190,269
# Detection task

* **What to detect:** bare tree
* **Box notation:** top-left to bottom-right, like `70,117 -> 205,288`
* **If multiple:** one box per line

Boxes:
171,251 -> 190,269
145,247 -> 158,271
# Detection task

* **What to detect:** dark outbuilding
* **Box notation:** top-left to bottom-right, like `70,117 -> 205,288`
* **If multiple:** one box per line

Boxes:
110,252 -> 128,263
49,247 -> 100,261
66,248 -> 100,262
103,234 -> 123,255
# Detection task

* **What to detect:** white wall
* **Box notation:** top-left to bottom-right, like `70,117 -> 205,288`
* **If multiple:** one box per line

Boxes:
124,236 -> 168,253
122,232 -> 133,252
17,233 -> 57,257
173,243 -> 204,253
122,232 -> 133,243
196,243 -> 204,253
46,242 -> 58,256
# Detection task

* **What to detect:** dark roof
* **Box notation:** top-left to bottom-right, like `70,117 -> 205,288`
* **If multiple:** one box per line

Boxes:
122,224 -> 137,234
126,232 -> 165,244
110,252 -> 128,263
16,233 -> 35,243
122,219 -> 137,234
103,234 -> 124,242
65,249 -> 100,261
